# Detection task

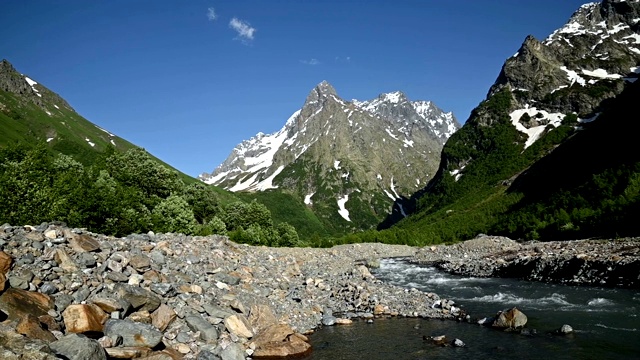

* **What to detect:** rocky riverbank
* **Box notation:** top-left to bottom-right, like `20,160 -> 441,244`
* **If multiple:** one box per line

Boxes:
0,223 -> 456,359
413,235 -> 640,288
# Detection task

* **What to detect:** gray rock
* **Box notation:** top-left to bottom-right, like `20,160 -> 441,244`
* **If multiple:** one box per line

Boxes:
321,315 -> 336,326
150,283 -> 174,296
49,334 -> 107,360
558,324 -> 574,334
115,284 -> 161,312
186,314 -> 219,342
78,252 -> 96,268
452,338 -> 465,347
219,342 -> 245,360
197,350 -> 221,360
54,294 -> 74,311
104,319 -> 163,348
203,304 -> 234,319
39,283 -> 59,295
214,272 -> 241,286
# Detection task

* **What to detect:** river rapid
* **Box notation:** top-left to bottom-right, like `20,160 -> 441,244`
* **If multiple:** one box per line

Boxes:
305,258 -> 639,360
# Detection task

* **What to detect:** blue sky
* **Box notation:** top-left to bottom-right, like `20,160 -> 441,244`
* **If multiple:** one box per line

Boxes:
1,0 -> 588,177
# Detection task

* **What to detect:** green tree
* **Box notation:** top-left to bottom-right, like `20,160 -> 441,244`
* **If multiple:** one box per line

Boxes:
152,195 -> 197,234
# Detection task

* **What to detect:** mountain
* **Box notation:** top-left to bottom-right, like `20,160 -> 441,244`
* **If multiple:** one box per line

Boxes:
382,0 -> 640,243
200,81 -> 459,233
0,59 -> 142,164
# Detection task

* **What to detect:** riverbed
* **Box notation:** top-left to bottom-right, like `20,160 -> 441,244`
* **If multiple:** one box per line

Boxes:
305,258 -> 639,360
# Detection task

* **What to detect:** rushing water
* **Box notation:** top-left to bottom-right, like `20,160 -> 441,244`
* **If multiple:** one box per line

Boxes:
304,258 -> 640,360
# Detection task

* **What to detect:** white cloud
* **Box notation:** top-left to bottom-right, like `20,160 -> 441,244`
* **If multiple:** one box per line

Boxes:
229,17 -> 256,42
300,58 -> 320,65
207,7 -> 217,21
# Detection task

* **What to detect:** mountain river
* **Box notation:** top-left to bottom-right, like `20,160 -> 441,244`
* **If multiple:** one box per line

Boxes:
303,258 -> 639,360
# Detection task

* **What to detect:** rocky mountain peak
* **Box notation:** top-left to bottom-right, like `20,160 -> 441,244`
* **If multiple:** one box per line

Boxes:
487,0 -> 640,118
0,59 -> 16,73
305,80 -> 338,105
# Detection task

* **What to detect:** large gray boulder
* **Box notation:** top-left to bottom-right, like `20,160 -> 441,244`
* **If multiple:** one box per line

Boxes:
49,334 -> 107,360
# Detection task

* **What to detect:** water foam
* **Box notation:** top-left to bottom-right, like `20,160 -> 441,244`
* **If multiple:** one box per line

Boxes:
595,323 -> 638,332
588,298 -> 614,307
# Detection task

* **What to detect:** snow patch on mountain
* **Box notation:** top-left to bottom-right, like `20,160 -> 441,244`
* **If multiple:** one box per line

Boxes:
337,195 -> 351,221
24,76 -> 42,97
510,106 -> 565,149
255,165 -> 285,191
304,193 -> 314,205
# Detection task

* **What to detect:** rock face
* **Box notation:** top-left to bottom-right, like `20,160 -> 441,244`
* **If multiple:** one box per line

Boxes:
200,81 -> 459,232
0,222 -> 455,358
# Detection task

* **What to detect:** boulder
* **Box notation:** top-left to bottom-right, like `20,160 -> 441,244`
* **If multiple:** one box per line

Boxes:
557,324 -> 574,334
0,288 -> 53,321
151,304 -> 176,331
248,304 -> 278,333
49,333 -> 107,360
69,234 -> 101,253
224,314 -> 254,339
492,307 -> 528,329
54,249 -> 78,272
115,284 -> 161,312
186,314 -> 220,342
63,304 -> 108,334
251,324 -> 311,358
16,314 -> 57,342
104,319 -> 163,348
0,251 -> 12,275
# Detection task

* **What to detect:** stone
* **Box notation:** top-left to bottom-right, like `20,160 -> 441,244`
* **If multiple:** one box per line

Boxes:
0,251 -> 11,272
186,314 -> 219,342
248,304 -> 278,333
452,338 -> 465,347
69,234 -> 101,253
105,347 -> 153,359
130,254 -> 152,270
224,314 -> 253,339
91,296 -> 130,313
373,304 -> 385,315
8,268 -> 33,290
151,304 -> 177,331
40,282 -> 59,295
492,307 -> 528,329
321,315 -> 336,326
104,319 -> 163,348
129,309 -> 152,323
150,283 -> 174,296
62,304 -> 109,334
16,314 -> 57,342
175,343 -> 191,354
49,333 -> 107,360
196,350 -> 220,360
219,342 -> 245,360
557,324 -> 574,334
251,324 -> 311,358
54,249 -> 78,272
0,288 -> 53,321
203,304 -> 234,319
336,318 -> 353,325
116,284 -> 161,312
0,273 -> 6,292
